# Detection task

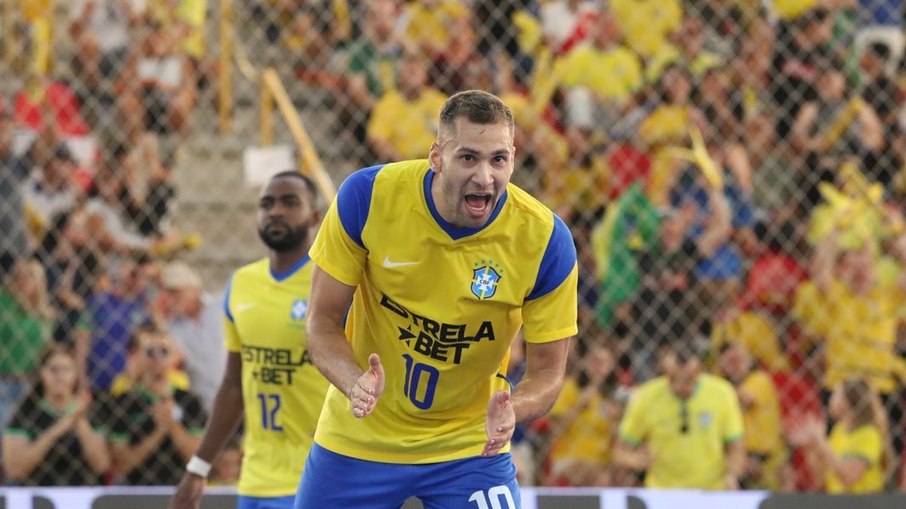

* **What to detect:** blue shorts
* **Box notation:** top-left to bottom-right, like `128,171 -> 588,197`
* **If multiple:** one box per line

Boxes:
238,495 -> 295,509
293,443 -> 521,509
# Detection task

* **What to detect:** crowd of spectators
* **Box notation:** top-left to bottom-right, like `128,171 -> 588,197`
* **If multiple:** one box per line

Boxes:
0,0 -> 905,494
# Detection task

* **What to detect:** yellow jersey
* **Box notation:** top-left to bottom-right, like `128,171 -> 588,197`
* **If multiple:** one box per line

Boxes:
223,257 -> 330,496
367,90 -> 448,160
548,377 -> 614,466
619,374 -> 744,489
826,423 -> 885,493
310,159 -> 578,463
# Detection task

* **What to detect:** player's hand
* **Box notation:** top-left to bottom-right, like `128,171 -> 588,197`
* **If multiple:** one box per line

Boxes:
168,473 -> 205,509
482,390 -> 515,457
350,353 -> 384,418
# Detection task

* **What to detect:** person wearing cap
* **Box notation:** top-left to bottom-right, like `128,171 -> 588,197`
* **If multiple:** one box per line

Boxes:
162,261 -> 225,415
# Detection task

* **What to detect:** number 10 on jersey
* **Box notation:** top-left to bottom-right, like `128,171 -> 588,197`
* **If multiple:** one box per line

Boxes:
402,354 -> 440,409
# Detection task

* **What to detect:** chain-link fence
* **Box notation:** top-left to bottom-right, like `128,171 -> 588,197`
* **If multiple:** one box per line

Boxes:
0,0 -> 905,493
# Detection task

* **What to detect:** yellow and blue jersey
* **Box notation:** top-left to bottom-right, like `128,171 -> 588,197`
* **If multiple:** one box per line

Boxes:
223,257 -> 330,497
309,159 -> 578,464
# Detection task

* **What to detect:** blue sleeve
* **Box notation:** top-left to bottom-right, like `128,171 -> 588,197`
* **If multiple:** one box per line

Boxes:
223,274 -> 234,323
337,165 -> 384,248
527,215 -> 577,300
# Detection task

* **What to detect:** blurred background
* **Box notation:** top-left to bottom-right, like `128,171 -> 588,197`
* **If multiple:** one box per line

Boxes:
0,0 -> 904,494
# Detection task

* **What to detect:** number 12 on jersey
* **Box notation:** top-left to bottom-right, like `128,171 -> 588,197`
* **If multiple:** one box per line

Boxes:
402,354 -> 439,410
257,392 -> 283,431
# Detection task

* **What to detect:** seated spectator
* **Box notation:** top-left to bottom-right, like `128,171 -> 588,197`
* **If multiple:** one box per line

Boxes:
402,0 -> 470,60
335,0 -> 404,152
710,290 -> 792,373
22,144 -> 83,242
793,232 -> 902,398
34,208 -> 100,349
717,342 -> 788,490
68,0 -> 139,94
769,7 -> 833,140
552,9 -> 643,138
0,96 -> 31,282
639,64 -> 704,207
105,326 -> 206,485
85,163 -> 154,255
544,340 -> 621,486
542,121 -> 611,223
366,53 -> 446,162
161,261 -> 225,414
86,258 -> 152,393
791,63 -> 884,201
1,345 -> 110,485
790,378 -> 892,493
0,259 -> 54,427
610,0 -> 682,58
614,343 -> 746,489
117,21 -> 196,137
282,4 -> 340,86
108,324 -> 190,396
428,13 -> 485,96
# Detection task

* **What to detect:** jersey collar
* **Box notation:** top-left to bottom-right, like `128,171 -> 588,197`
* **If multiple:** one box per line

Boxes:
269,254 -> 311,282
422,169 -> 508,240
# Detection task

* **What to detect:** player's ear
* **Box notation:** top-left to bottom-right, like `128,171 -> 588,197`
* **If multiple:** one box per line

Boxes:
428,142 -> 441,172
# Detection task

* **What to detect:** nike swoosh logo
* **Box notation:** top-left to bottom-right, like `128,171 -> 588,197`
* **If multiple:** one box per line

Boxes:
236,303 -> 256,312
383,256 -> 420,268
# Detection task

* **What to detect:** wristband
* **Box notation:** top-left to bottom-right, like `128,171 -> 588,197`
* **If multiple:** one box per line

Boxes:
186,455 -> 212,478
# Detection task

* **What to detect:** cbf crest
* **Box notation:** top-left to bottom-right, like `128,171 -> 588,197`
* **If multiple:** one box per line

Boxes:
290,299 -> 308,320
471,260 -> 503,300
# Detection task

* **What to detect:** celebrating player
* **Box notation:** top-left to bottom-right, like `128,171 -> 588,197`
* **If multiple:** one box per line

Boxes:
295,90 -> 578,508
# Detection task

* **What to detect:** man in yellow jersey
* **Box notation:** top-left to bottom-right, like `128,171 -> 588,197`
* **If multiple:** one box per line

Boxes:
296,90 -> 578,508
169,172 -> 330,509
615,344 -> 746,489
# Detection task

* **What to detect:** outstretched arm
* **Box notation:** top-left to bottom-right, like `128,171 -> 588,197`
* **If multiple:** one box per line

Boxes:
307,264 -> 384,417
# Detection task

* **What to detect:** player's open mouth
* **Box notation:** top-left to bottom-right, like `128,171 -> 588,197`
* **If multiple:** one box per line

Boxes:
464,194 -> 492,217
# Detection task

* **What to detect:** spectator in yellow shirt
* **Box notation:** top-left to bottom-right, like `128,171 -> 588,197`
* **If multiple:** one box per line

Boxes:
790,378 -> 891,493
615,344 -> 746,489
717,342 -> 788,490
553,9 -> 643,107
402,0 -> 469,60
366,54 -> 447,162
544,341 -> 622,486
610,0 -> 682,58
796,232 -> 903,395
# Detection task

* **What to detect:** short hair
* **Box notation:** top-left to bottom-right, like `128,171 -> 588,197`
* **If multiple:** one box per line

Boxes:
269,170 -> 319,200
438,90 -> 514,140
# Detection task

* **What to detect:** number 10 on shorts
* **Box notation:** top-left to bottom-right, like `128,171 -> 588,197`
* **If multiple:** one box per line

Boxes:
470,486 -> 516,509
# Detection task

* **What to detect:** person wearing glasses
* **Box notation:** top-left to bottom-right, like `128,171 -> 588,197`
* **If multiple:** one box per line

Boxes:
104,325 -> 207,485
614,344 -> 745,489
